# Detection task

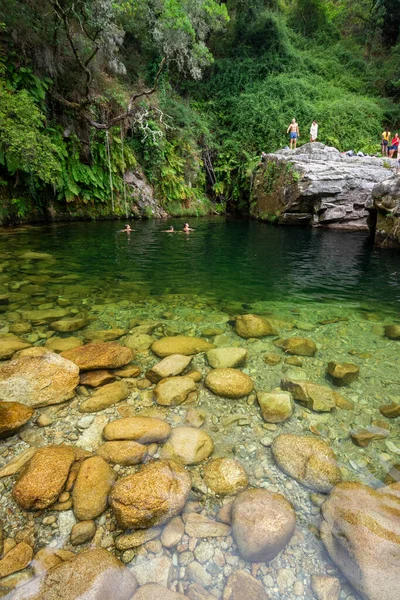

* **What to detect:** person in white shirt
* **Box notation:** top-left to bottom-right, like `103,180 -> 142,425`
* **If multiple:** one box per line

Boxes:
310,120 -> 318,142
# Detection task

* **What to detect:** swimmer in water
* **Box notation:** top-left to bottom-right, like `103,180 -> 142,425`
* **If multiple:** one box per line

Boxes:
162,225 -> 175,232
182,222 -> 195,232
120,224 -> 133,233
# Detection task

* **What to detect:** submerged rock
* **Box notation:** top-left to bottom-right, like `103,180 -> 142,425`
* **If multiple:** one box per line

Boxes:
79,369 -> 116,388
0,542 -> 33,578
384,324 -> 400,340
0,401 -> 33,438
151,336 -> 214,357
257,390 -> 294,423
73,456 -> 116,520
350,426 -> 389,447
310,575 -> 340,600
235,314 -> 277,338
97,440 -> 147,465
0,334 -> 31,359
206,347 -> 247,369
281,379 -> 340,412
185,513 -> 231,538
45,336 -> 83,353
9,548 -> 138,600
20,308 -> 69,322
223,570 -> 268,600
103,416 -> 171,443
132,583 -> 187,600
70,520 -> 96,546
231,488 -> 296,562
13,445 -> 76,510
271,434 -> 342,492
379,401 -> 400,418
51,318 -> 88,332
110,459 -> 191,529
275,337 -> 317,356
146,354 -> 192,383
320,481 -> 400,600
84,329 -> 127,342
203,457 -> 248,495
205,368 -> 254,398
326,361 -> 359,386
61,342 -> 133,371
154,376 -> 197,406
160,426 -> 214,465
79,381 -> 129,412
0,351 -> 79,408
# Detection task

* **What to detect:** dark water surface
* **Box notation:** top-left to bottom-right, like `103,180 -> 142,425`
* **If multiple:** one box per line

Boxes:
2,217 -> 399,309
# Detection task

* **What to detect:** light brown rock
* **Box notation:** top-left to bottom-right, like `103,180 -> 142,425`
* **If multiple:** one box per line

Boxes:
79,370 -> 116,387
271,434 -> 342,492
350,426 -> 389,447
132,583 -> 187,600
51,318 -> 88,332
114,365 -> 141,377
206,347 -> 247,369
160,427 -> 214,465
21,308 -> 69,322
310,575 -> 340,600
0,447 -> 36,478
161,516 -> 185,548
109,459 -> 191,529
79,381 -> 129,412
0,401 -> 33,438
154,376 -> 197,406
257,391 -> 294,423
97,440 -> 147,465
115,527 -> 161,551
186,370 -> 202,382
12,445 -> 75,510
84,329 -> 127,342
0,335 -> 31,359
61,342 -> 133,371
10,548 -> 138,600
223,570 -> 268,600
103,416 -> 171,443
380,401 -> 400,418
203,458 -> 248,495
184,513 -> 231,538
73,456 -> 116,520
275,337 -> 317,356
235,314 -> 277,338
9,322 -> 31,335
0,542 -> 33,577
384,324 -> 400,340
146,354 -> 193,383
70,520 -> 96,546
320,482 -> 400,600
185,408 -> 206,428
151,336 -> 214,357
45,336 -> 83,353
205,368 -> 254,399
281,379 -> 339,412
232,488 -> 296,562
0,352 -> 79,408
326,362 -> 359,386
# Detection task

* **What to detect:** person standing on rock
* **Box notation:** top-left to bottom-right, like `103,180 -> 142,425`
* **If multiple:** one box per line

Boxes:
310,120 -> 318,143
388,133 -> 399,158
381,127 -> 391,156
287,119 -> 300,149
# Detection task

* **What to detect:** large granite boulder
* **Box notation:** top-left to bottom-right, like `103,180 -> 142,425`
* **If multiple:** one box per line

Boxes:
251,143 -> 397,230
61,342 -> 133,371
320,481 -> 400,600
371,174 -> 400,248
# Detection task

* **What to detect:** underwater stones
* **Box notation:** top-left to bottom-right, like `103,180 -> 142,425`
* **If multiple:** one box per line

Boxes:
10,548 -> 138,600
271,434 -> 342,493
61,342 -> 133,371
146,354 -> 192,383
84,329 -> 127,342
109,459 -> 191,529
51,318 -> 89,332
0,401 -> 33,438
161,516 -> 185,548
12,445 -> 76,510
151,335 -> 214,357
45,336 -> 83,353
310,575 -> 340,600
20,251 -> 54,260
124,332 -> 154,351
103,416 -> 171,443
264,352 -> 281,365
79,381 -> 129,412
203,457 -> 248,495
326,361 -> 359,386
384,463 -> 400,484
0,542 -> 33,578
0,447 -> 36,478
115,527 -> 162,551
231,488 -> 296,562
350,426 -> 389,447
70,520 -> 96,546
132,584 -> 187,600
154,376 -> 197,406
79,369 -> 116,388
205,368 -> 254,399
384,324 -> 400,340
184,513 -> 231,538
9,322 -> 32,335
160,426 -> 214,465
275,337 -> 317,356
320,482 -> 400,600
73,456 -> 116,520
281,379 -> 338,412
206,347 -> 247,369
223,570 -> 268,600
235,314 -> 277,338
380,401 -> 400,418
0,351 -> 79,408
97,440 -> 147,465
20,308 -> 69,322
257,390 -> 294,423
0,335 -> 31,359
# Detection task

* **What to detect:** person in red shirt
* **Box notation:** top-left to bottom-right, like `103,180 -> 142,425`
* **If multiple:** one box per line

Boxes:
388,133 -> 399,158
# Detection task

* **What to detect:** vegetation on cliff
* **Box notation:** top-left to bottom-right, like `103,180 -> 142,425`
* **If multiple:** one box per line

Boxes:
0,1 -> 399,221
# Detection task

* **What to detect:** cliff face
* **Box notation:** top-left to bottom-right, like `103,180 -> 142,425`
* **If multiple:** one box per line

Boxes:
251,143 -> 398,230
371,175 -> 400,248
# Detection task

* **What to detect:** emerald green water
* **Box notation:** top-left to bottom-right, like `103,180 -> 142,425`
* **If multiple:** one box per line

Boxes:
0,218 -> 399,600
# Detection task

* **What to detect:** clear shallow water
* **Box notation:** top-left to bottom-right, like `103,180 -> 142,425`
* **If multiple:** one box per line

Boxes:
0,218 -> 399,600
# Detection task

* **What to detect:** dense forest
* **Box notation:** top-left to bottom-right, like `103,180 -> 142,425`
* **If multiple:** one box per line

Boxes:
0,0 -> 399,221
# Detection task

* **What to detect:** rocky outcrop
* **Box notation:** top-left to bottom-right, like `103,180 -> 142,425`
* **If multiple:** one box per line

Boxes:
251,143 -> 397,230
371,174 -> 400,248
